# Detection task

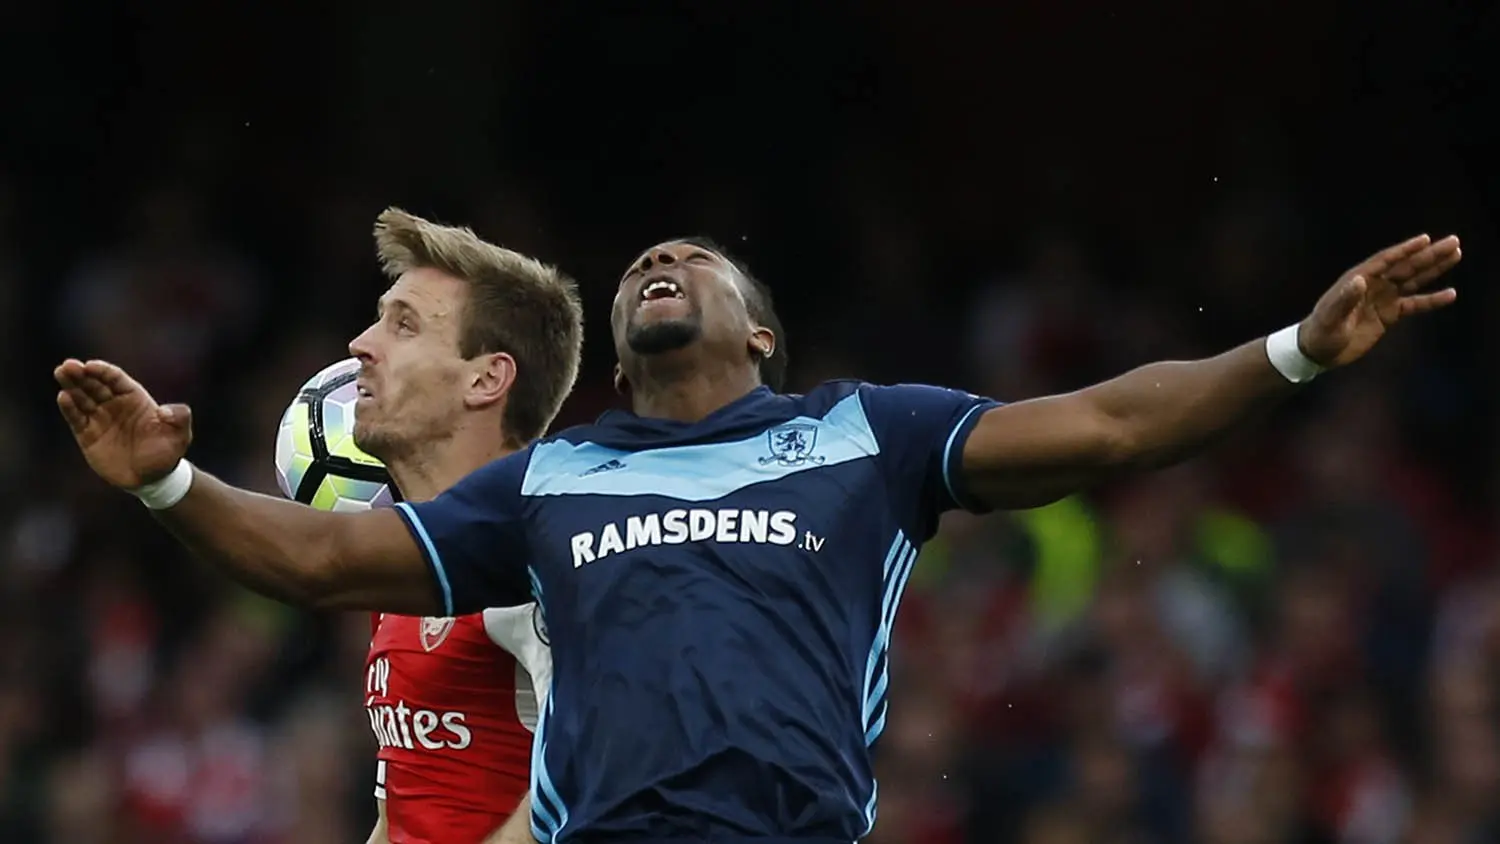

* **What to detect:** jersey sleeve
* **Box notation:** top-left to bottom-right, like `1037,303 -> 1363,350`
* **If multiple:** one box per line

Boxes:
392,449 -> 534,616
482,604 -> 553,733
858,383 -> 1002,536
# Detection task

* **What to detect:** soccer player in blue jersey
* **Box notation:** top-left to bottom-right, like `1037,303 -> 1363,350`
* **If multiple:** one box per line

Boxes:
57,231 -> 1460,842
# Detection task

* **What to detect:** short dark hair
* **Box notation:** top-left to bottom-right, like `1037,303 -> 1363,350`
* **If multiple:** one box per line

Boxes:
375,207 -> 585,445
675,237 -> 788,392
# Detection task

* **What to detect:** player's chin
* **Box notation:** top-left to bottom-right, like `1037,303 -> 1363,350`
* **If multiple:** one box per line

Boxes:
625,318 -> 701,356
352,422 -> 392,459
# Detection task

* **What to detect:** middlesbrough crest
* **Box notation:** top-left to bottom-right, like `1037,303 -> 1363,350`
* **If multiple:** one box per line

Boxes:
760,423 -> 824,467
420,616 -> 456,652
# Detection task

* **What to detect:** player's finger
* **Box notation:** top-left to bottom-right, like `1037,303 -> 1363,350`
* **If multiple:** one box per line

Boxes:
75,372 -> 115,407
1358,233 -> 1431,278
52,358 -> 86,387
159,403 -> 193,430
64,386 -> 99,415
53,363 -> 106,413
56,391 -> 89,434
160,404 -> 194,449
1384,235 -> 1459,282
83,359 -> 144,398
53,363 -> 89,399
1399,288 -> 1457,316
1399,247 -> 1462,292
55,366 -> 99,411
54,365 -> 78,392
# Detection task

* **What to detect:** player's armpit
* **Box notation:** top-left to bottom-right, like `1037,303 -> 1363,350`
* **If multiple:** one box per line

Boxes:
157,468 -> 443,615
483,793 -> 538,844
960,339 -> 1294,510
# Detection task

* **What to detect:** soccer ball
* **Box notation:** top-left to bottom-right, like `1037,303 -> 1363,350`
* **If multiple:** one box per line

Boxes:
273,358 -> 398,511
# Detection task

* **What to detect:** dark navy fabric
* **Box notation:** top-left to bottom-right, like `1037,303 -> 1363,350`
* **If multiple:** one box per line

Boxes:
393,381 -> 999,842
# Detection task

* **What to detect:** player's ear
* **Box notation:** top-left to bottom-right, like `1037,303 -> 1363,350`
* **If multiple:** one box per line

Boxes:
747,327 -> 774,362
467,352 -> 516,409
613,363 -> 630,396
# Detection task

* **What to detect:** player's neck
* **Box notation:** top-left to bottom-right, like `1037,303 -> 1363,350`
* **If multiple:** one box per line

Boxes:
386,427 -> 516,502
629,364 -> 762,424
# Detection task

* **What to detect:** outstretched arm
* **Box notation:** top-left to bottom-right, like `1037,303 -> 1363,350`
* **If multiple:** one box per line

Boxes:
959,340 -> 1291,509
159,469 -> 437,613
958,233 -> 1462,510
54,358 -> 488,615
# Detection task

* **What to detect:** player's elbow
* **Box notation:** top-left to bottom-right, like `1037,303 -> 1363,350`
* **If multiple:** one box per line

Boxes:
294,522 -> 367,612
298,558 -> 399,613
1097,417 -> 1152,470
1053,397 -> 1141,470
294,541 -> 348,612
301,570 -> 352,612
1077,393 -> 1167,471
1100,421 -> 1183,474
300,511 -> 439,615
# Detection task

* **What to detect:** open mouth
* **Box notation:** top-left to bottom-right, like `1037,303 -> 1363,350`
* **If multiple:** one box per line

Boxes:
639,277 -> 685,304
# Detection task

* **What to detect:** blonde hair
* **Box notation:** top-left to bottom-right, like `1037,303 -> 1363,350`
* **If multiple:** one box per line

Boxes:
373,207 -> 584,444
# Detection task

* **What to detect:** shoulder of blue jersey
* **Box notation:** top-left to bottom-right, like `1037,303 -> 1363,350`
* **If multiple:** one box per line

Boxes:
546,381 -> 874,449
794,379 -> 866,416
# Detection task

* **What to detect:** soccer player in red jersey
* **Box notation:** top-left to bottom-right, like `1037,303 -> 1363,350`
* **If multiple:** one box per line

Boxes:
344,208 -> 583,843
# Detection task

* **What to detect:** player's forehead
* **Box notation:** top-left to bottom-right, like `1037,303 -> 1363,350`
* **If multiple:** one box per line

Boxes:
379,268 -> 464,318
375,289 -> 412,312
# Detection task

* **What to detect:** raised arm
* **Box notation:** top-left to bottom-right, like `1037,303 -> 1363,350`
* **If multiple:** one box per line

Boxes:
959,233 -> 1462,510
54,358 -> 523,615
160,469 -> 436,613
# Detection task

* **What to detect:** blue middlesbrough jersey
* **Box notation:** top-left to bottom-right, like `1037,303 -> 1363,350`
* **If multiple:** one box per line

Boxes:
393,381 -> 998,842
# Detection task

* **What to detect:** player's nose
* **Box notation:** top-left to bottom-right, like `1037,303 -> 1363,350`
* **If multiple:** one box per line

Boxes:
635,247 -> 680,275
348,324 -> 379,362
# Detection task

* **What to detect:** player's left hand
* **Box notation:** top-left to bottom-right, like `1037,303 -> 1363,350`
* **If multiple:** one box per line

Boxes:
1298,233 -> 1461,368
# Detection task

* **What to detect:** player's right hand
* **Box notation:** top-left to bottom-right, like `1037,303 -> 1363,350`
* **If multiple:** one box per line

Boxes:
54,359 -> 193,489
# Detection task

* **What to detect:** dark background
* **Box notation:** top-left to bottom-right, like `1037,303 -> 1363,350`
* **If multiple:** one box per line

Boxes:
2,1 -> 1499,842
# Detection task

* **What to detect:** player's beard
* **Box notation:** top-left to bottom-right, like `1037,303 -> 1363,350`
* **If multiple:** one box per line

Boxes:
626,317 -> 702,355
353,416 -> 405,463
353,365 -> 464,464
354,397 -> 429,465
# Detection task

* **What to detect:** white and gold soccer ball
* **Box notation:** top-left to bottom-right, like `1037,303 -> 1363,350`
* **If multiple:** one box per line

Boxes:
273,358 -> 397,511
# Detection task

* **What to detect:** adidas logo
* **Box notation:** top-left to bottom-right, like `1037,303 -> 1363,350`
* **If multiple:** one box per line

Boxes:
581,459 -> 625,477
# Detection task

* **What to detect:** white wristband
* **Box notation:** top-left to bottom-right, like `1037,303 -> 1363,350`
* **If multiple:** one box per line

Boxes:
1264,324 -> 1323,384
131,459 -> 195,510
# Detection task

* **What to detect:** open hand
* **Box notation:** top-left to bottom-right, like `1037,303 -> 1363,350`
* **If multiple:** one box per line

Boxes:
54,359 -> 193,489
1298,234 -> 1461,368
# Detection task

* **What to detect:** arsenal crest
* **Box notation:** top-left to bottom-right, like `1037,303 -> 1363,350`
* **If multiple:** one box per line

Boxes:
420,616 -> 456,652
532,605 -> 550,645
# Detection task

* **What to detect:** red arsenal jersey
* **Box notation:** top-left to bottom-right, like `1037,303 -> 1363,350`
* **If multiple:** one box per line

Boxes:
365,606 -> 551,844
